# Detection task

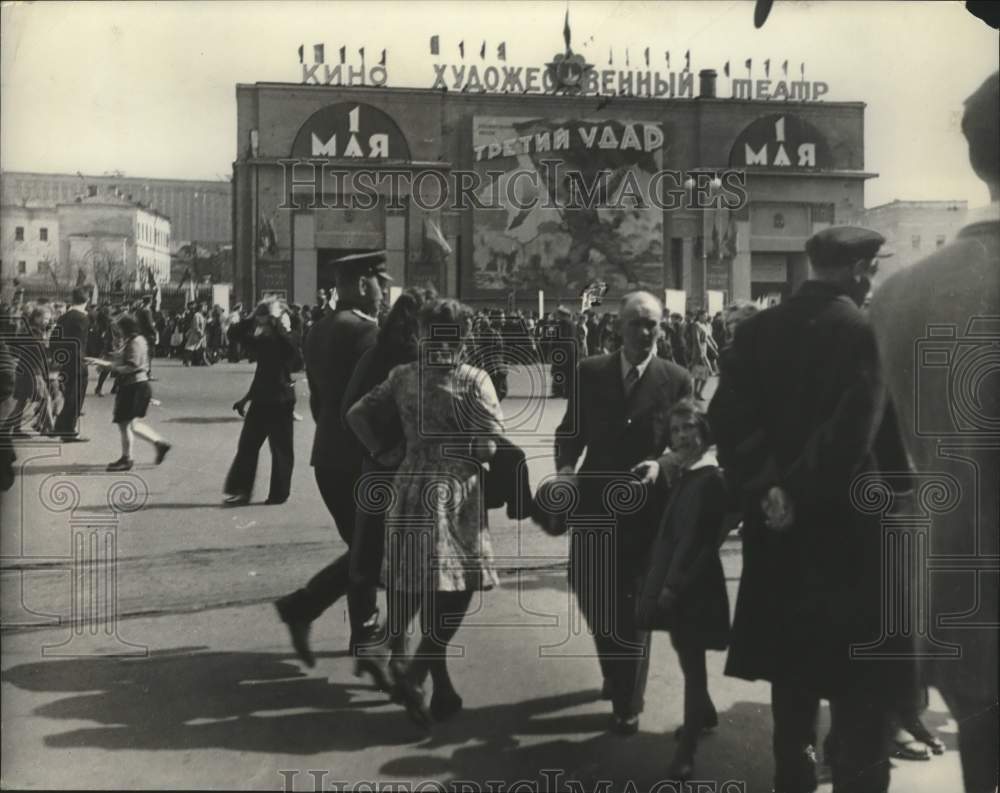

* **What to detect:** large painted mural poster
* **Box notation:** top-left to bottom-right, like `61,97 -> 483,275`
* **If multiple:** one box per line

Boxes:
471,116 -> 665,299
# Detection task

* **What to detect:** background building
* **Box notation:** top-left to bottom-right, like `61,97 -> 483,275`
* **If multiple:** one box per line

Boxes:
0,203 -> 59,279
1,171 -> 230,247
1,189 -> 172,289
233,74 -> 875,310
856,199 -> 968,290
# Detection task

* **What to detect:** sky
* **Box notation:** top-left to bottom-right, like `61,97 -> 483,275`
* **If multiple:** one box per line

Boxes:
2,0 -> 998,207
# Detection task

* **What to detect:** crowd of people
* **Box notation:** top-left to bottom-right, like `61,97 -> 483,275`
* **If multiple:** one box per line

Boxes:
0,69 -> 995,793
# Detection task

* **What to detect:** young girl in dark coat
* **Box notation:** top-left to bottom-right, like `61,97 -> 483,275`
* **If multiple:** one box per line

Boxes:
632,400 -> 730,782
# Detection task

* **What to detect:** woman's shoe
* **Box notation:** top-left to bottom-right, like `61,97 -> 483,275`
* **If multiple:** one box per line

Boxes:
891,728 -> 931,761
106,457 -> 134,472
430,689 -> 464,722
154,441 -> 171,465
389,662 -> 431,729
223,494 -> 250,506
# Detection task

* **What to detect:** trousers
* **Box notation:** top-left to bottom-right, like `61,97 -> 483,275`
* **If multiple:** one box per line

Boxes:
223,400 -> 294,501
771,680 -> 891,793
278,467 -> 379,647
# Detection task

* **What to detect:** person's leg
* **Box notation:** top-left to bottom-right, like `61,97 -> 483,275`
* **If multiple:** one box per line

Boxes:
223,402 -> 268,499
671,631 -> 711,743
938,685 -> 999,793
264,404 -> 294,503
276,469 -> 359,623
828,685 -> 891,793
119,421 -> 134,460
569,529 -> 615,693
414,588 -> 474,720
132,420 -> 165,446
771,681 -> 821,793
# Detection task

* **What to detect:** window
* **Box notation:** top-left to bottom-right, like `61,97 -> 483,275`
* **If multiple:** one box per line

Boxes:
39,227 -> 48,241
911,235 -> 921,250
38,261 -> 49,274
15,226 -> 24,241
936,235 -> 946,248
17,261 -> 26,274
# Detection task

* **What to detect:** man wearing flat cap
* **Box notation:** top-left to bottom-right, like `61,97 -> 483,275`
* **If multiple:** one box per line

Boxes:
710,225 -> 901,791
870,71 -> 999,793
276,250 -> 392,677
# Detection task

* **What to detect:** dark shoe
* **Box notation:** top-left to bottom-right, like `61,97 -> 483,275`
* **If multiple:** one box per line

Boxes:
430,689 -> 464,722
154,441 -> 171,465
274,601 -> 315,668
264,496 -> 288,505
223,494 -> 250,506
674,711 -> 719,740
609,714 -> 639,736
62,436 -> 90,443
600,678 -> 613,701
106,457 -> 134,472
94,391 -> 104,397
389,662 -> 431,729
354,657 -> 393,693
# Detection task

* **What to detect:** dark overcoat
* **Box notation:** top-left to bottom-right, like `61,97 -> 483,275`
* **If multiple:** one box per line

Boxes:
636,460 -> 730,649
708,280 -> 890,695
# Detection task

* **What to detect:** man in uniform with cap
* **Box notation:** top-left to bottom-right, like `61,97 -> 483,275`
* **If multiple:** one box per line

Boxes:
710,226 -> 899,792
870,71 -> 999,793
276,250 -> 391,681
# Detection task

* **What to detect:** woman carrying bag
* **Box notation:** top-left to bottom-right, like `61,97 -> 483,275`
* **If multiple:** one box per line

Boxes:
631,400 -> 730,782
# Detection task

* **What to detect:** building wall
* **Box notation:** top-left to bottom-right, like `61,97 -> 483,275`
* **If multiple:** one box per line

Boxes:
233,82 -> 872,309
1,171 -> 230,245
0,205 -> 59,278
858,200 -> 968,290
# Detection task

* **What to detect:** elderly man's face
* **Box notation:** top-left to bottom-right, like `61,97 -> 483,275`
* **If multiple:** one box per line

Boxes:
621,294 -> 663,364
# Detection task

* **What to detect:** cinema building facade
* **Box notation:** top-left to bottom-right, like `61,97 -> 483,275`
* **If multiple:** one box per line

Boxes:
233,70 -> 874,311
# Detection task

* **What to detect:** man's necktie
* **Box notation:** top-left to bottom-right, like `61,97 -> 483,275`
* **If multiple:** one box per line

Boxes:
624,365 -> 639,397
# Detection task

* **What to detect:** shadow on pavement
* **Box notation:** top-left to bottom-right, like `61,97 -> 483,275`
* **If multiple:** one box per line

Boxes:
164,417 -> 244,424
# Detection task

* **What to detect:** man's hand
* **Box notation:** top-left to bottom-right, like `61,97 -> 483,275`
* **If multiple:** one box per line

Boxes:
761,485 -> 795,531
556,464 -> 575,478
630,459 -> 660,486
232,399 -> 248,418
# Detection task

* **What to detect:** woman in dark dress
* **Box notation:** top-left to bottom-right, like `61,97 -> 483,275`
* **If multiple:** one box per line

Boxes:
633,400 -> 730,782
100,313 -> 171,471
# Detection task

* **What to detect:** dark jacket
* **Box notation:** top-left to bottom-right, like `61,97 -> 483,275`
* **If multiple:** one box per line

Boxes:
54,308 -> 89,372
340,341 -> 413,454
555,352 -> 692,562
307,302 -> 378,472
636,458 -> 729,648
241,319 -> 302,405
709,279 -> 889,693
484,436 -> 533,519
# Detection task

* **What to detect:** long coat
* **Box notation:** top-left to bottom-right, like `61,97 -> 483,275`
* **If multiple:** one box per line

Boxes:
869,213 -> 999,706
709,280 -> 890,695
636,456 -> 730,649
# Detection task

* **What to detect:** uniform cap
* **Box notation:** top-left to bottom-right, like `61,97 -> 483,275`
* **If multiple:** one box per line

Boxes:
331,250 -> 393,282
805,226 -> 891,268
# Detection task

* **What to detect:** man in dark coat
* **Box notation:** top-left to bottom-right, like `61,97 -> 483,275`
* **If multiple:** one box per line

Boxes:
53,287 -> 91,441
710,226 -> 898,793
275,251 -> 390,671
554,290 -> 692,734
869,72 -> 999,793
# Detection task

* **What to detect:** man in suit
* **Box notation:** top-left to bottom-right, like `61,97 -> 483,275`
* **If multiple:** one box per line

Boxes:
554,290 -> 692,734
710,226 -> 898,793
275,251 -> 390,679
870,72 -> 999,793
53,287 -> 91,441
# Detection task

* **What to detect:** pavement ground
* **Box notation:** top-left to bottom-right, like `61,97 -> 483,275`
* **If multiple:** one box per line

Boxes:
1,359 -> 965,790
